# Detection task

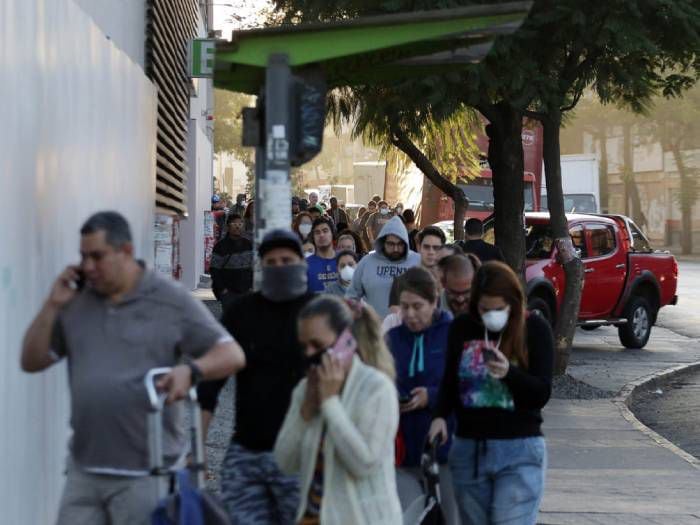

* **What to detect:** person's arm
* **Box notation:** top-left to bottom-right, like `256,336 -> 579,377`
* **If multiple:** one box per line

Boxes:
273,382 -> 309,475
21,266 -> 80,372
502,315 -> 553,410
321,379 -> 398,478
197,378 -> 227,437
157,291 -> 246,403
434,321 -> 463,419
345,258 -> 365,300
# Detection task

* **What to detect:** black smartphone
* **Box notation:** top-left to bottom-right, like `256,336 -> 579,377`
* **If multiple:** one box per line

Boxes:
482,348 -> 497,363
75,270 -> 86,291
399,394 -> 413,404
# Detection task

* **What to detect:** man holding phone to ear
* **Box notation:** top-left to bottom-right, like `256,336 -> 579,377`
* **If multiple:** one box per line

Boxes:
20,211 -> 246,525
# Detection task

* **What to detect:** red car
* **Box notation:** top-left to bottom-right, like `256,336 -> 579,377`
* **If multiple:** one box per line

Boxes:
523,212 -> 678,349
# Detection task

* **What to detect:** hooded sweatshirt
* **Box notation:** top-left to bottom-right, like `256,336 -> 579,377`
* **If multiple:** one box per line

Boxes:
345,216 -> 420,317
387,310 -> 454,466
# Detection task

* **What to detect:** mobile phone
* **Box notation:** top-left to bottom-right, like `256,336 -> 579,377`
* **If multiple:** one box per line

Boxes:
482,348 -> 497,363
74,270 -> 86,291
399,394 -> 413,404
328,328 -> 357,366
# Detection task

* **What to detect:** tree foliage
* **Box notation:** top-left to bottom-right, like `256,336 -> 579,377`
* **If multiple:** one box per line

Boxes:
213,88 -> 256,187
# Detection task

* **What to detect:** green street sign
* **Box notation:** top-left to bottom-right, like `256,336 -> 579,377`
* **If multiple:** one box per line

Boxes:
189,39 -> 216,78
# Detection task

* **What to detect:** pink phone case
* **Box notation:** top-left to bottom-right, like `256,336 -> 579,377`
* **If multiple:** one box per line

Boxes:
329,328 -> 357,366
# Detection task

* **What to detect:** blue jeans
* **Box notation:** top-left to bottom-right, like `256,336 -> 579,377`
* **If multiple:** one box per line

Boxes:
448,436 -> 546,525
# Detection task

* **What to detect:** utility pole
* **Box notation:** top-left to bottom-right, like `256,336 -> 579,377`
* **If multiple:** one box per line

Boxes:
253,54 -> 293,288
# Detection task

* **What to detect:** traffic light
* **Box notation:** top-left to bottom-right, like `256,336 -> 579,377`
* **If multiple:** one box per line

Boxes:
290,70 -> 326,167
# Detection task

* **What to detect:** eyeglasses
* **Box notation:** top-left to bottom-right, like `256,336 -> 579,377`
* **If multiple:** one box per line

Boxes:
420,244 -> 443,252
384,240 -> 404,249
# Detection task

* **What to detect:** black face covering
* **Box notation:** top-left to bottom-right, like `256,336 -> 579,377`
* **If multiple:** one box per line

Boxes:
261,263 -> 308,302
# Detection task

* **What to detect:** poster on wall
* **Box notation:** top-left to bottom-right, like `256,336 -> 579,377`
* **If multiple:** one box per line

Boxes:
204,211 -> 216,274
154,214 -> 174,278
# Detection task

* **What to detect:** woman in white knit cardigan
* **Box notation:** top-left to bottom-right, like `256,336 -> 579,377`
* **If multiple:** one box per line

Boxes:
274,296 -> 403,525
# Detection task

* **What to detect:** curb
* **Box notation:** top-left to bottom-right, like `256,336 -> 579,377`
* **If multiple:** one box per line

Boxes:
613,360 -> 700,471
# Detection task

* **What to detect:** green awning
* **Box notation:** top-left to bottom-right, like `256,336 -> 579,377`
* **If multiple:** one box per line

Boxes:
214,2 -> 531,94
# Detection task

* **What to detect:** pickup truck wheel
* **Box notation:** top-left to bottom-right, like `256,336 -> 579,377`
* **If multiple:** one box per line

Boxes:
528,296 -> 553,327
618,296 -> 652,349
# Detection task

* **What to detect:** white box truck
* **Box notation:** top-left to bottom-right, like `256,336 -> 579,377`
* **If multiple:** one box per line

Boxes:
541,154 -> 600,213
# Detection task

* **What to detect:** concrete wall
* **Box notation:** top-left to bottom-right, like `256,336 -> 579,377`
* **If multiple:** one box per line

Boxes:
179,8 -> 215,290
0,0 -> 157,522
73,0 -> 147,68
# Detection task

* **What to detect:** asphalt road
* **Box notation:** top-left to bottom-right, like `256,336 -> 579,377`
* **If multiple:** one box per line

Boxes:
631,259 -> 700,461
632,367 -> 700,461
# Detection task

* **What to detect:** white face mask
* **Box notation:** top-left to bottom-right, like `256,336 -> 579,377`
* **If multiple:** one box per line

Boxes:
339,265 -> 356,282
396,207 -> 403,214
481,307 -> 510,333
304,251 -> 314,258
298,223 -> 312,236
379,208 -> 389,215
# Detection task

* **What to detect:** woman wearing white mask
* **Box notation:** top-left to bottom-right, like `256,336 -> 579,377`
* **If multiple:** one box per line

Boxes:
429,261 -> 554,525
295,211 -> 314,243
326,251 -> 358,297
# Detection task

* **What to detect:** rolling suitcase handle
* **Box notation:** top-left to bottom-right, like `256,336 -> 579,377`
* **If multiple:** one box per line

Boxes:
144,367 -> 206,499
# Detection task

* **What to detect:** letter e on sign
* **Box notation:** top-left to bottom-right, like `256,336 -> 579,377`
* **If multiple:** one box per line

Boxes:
189,39 -> 216,78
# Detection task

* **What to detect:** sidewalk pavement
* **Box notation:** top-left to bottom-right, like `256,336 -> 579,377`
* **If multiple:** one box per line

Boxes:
539,326 -> 700,524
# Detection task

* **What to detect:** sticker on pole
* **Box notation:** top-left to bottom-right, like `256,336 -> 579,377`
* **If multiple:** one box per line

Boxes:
189,39 -> 216,78
264,170 -> 292,230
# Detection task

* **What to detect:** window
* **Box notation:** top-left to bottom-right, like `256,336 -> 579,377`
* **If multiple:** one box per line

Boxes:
587,224 -> 616,257
525,224 -> 554,259
629,221 -> 652,252
570,226 -> 587,258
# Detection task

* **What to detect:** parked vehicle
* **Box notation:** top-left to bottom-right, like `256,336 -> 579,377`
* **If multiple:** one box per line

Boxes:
541,154 -> 600,213
522,212 -> 678,349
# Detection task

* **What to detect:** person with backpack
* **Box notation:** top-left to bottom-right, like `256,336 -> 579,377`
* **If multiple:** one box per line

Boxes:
430,261 -> 554,525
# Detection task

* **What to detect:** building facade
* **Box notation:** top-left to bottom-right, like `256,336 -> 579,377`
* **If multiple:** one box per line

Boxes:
0,0 -> 214,521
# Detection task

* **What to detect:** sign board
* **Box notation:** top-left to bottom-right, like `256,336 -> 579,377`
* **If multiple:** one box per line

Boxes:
189,39 -> 216,78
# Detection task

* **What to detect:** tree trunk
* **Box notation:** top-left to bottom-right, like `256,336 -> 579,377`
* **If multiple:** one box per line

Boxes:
622,123 -> 647,228
453,193 -> 468,242
390,125 -> 469,240
542,109 -> 583,376
479,102 -> 525,277
670,146 -> 693,254
598,130 -> 609,213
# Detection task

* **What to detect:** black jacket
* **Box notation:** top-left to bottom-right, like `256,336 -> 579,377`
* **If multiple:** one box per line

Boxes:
459,239 -> 505,263
209,235 -> 253,299
198,291 -> 315,452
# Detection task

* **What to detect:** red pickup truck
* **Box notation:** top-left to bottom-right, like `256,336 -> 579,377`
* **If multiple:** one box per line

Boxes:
523,212 -> 678,349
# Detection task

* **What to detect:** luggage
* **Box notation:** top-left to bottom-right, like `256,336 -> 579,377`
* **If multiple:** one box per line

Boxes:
145,367 -> 231,525
402,437 -> 445,525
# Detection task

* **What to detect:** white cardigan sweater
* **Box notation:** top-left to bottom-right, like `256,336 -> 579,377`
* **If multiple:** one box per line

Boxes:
274,356 -> 402,525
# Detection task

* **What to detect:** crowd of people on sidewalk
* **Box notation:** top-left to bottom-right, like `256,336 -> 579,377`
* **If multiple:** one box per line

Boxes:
21,196 -> 553,525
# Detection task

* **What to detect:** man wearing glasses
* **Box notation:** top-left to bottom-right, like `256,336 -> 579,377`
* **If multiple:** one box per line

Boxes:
346,216 -> 420,318
439,254 -> 478,317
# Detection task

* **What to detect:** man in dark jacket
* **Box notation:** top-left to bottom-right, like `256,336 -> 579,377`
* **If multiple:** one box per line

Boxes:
460,218 -> 505,263
198,230 -> 314,525
209,214 -> 253,306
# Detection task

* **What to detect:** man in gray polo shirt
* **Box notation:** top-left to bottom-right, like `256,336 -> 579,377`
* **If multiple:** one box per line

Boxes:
21,211 -> 246,525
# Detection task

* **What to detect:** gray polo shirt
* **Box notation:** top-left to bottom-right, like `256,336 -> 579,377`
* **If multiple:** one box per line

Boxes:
51,269 -> 231,475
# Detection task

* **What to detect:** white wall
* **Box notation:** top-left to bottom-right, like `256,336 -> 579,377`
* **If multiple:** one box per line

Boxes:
73,0 -> 147,68
180,11 -> 215,290
0,1 -> 157,522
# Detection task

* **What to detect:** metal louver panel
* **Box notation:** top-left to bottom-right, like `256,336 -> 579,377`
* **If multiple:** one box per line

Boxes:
146,0 -> 199,215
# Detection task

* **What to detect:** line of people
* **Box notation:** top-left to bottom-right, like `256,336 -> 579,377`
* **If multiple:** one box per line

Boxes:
23,206 -> 553,525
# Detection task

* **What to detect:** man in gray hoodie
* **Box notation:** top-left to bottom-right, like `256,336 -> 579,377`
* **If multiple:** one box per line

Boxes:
346,215 -> 420,318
